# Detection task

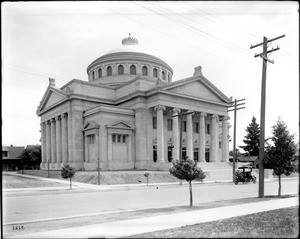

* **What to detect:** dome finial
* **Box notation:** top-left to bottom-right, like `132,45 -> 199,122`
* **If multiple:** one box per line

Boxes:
122,34 -> 138,46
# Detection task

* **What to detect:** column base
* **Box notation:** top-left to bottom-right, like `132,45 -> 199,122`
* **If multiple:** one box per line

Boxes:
55,163 -> 63,169
50,163 -> 56,169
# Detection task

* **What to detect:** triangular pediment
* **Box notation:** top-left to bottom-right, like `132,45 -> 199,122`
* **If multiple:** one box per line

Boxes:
37,86 -> 67,115
163,77 -> 230,103
106,120 -> 135,130
83,121 -> 100,131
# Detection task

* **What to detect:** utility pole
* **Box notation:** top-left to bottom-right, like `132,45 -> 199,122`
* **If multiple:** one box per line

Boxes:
98,158 -> 100,185
250,34 -> 285,198
228,98 -> 245,182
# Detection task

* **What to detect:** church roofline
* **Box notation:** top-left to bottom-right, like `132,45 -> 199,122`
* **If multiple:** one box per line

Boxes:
161,74 -> 231,103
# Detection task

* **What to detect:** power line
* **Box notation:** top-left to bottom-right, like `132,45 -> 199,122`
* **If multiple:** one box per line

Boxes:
136,2 -> 250,58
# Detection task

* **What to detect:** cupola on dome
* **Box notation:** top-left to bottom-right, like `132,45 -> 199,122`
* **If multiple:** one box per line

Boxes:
87,34 -> 173,86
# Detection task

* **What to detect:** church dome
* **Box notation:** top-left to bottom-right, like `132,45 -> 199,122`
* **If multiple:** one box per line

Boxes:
87,34 -> 173,86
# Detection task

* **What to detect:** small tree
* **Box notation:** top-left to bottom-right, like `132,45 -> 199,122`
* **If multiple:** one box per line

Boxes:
169,157 -> 206,206
264,118 -> 296,196
242,116 -> 260,156
61,164 -> 76,189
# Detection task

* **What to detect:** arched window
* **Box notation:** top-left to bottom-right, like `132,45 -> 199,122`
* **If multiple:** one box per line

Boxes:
118,65 -> 124,75
130,65 -> 136,75
98,68 -> 102,78
153,68 -> 158,77
107,66 -> 112,76
142,66 -> 148,76
162,71 -> 165,80
92,71 -> 95,81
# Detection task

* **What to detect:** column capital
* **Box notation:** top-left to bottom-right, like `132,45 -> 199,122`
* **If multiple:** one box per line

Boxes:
46,120 -> 51,125
222,115 -> 230,121
154,105 -> 166,111
51,118 -> 56,123
172,107 -> 181,114
210,114 -> 218,120
62,113 -> 68,118
55,115 -> 61,121
199,112 -> 207,117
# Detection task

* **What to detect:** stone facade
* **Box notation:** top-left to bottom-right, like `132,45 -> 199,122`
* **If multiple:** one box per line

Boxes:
37,35 -> 231,171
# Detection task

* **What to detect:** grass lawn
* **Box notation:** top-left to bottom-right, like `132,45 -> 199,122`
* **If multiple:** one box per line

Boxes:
18,169 -> 180,185
128,206 -> 299,238
2,174 -> 65,188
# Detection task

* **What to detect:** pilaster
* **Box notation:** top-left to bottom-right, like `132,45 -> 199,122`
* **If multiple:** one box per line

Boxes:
199,112 -> 207,162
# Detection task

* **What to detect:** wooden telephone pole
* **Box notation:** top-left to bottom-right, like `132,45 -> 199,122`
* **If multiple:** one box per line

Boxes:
250,34 -> 285,198
228,99 -> 245,182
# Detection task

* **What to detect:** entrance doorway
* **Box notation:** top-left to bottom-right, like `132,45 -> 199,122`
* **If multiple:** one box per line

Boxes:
205,148 -> 210,162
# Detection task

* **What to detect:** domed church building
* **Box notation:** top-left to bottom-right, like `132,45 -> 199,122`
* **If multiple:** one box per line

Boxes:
37,34 -> 231,171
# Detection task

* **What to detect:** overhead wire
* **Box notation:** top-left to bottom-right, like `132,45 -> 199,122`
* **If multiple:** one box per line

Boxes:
136,2 -> 250,58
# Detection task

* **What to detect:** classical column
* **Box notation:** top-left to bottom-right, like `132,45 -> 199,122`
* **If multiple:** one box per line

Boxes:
155,105 -> 166,162
127,134 -> 132,162
107,133 -> 112,161
172,108 -> 181,161
222,116 -> 230,162
55,116 -> 62,168
210,114 -> 218,162
50,118 -> 56,168
41,122 -> 46,167
186,111 -> 194,161
199,112 -> 207,162
85,135 -> 89,163
46,121 -> 51,168
61,113 -> 68,164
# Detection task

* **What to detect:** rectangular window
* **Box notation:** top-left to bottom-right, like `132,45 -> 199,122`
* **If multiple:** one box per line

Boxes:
219,142 -> 222,149
112,135 -> 116,143
194,122 -> 199,133
153,146 -> 157,162
206,124 -> 210,134
182,147 -> 187,159
153,117 -> 157,129
167,119 -> 173,131
88,135 -> 95,144
183,121 -> 187,132
123,135 -> 126,143
168,146 -> 173,162
117,135 -> 121,143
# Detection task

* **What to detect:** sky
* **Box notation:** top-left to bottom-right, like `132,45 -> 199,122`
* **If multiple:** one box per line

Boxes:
2,1 -> 299,151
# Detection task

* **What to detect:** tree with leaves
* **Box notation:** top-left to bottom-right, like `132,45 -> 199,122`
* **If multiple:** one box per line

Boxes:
18,145 -> 41,169
264,118 -> 296,196
242,116 -> 260,156
61,164 -> 76,189
169,157 -> 206,206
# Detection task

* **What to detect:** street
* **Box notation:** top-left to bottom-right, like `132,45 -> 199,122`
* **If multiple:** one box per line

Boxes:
3,178 -> 298,225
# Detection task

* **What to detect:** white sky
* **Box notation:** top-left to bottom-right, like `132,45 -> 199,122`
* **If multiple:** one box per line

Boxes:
2,1 -> 299,151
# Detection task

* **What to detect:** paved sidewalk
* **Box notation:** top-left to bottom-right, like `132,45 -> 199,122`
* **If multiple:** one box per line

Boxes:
7,196 -> 298,238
